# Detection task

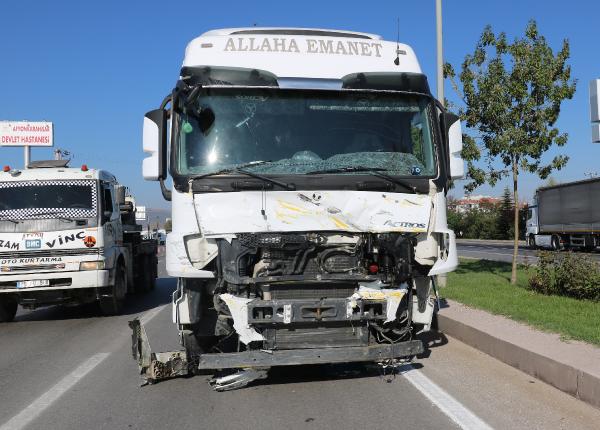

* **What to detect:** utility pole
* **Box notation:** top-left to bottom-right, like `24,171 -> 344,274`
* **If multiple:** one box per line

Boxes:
24,146 -> 30,169
436,0 -> 444,106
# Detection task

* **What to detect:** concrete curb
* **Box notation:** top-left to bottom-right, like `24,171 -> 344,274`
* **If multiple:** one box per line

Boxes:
437,302 -> 600,409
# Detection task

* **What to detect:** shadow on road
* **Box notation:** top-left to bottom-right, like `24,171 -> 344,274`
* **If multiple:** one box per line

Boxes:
12,276 -> 176,322
261,362 -> 382,386
416,330 -> 448,359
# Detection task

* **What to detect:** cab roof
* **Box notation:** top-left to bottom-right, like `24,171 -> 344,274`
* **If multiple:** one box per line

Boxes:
0,166 -> 116,183
182,27 -> 422,81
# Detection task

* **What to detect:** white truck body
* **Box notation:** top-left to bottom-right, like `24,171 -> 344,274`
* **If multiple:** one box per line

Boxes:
133,27 -> 464,388
0,163 -> 157,321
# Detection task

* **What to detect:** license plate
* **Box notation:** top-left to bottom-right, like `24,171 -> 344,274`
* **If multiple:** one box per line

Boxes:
16,280 -> 50,289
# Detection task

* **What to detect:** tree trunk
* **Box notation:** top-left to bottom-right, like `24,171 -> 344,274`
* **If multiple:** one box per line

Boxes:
511,160 -> 519,285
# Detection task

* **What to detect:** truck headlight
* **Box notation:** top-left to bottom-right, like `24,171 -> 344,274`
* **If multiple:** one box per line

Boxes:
79,261 -> 105,271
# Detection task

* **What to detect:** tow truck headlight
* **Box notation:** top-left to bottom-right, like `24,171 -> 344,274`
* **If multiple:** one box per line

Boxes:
79,261 -> 105,271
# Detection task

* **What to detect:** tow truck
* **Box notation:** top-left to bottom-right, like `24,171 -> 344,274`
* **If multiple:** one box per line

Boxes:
0,160 -> 157,321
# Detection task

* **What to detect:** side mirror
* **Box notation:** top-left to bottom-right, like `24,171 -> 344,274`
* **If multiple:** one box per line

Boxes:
445,114 -> 465,180
143,109 -> 167,181
115,185 -> 126,206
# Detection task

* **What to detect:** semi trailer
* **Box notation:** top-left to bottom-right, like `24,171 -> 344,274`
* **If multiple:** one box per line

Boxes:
526,177 -> 600,250
0,160 -> 157,322
132,27 -> 464,390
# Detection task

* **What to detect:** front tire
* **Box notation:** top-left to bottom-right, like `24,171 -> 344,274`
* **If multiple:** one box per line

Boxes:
551,235 -> 561,251
99,263 -> 126,315
182,331 -> 207,375
528,235 -> 536,249
0,295 -> 18,322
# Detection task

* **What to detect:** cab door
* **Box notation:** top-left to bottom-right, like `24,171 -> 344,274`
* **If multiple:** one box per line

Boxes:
101,182 -> 123,262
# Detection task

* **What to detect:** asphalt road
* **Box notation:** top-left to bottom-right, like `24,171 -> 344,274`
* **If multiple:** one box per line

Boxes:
457,239 -> 600,264
1,256 -> 599,430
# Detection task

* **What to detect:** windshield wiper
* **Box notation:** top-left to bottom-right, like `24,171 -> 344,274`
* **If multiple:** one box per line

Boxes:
306,166 -> 416,193
306,166 -> 388,174
33,211 -> 79,223
192,161 -> 296,191
0,219 -> 20,224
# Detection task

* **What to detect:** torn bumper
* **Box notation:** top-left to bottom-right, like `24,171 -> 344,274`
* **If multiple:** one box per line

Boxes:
129,317 -> 423,384
197,341 -> 424,369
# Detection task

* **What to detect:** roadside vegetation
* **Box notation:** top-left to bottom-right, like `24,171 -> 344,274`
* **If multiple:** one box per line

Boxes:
443,259 -> 600,346
448,187 -> 527,240
445,20 -> 576,284
530,252 -> 600,301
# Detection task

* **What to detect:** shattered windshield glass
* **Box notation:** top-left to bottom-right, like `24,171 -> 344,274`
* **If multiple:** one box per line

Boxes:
176,88 -> 436,177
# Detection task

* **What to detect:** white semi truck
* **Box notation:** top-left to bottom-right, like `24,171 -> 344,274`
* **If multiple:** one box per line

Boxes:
526,178 -> 600,250
0,160 -> 157,321
132,27 -> 464,390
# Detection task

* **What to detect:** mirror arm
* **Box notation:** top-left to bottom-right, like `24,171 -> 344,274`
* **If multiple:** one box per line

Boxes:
160,178 -> 172,201
160,94 -> 172,110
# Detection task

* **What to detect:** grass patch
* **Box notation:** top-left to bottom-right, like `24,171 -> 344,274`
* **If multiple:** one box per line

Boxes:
443,259 -> 600,346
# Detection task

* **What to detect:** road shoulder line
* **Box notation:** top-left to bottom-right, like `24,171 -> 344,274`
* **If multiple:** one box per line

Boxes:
401,364 -> 492,430
438,300 -> 600,409
0,353 -> 110,430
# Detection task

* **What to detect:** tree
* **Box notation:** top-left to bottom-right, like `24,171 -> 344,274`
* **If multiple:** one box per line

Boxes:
445,20 -> 576,284
498,186 -> 513,240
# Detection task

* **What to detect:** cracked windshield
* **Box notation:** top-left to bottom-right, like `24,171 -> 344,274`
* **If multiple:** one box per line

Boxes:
177,89 -> 436,177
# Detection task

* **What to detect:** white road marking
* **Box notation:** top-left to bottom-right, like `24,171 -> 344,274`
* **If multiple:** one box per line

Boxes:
139,303 -> 168,325
400,364 -> 493,430
0,353 -> 110,430
0,304 -> 169,430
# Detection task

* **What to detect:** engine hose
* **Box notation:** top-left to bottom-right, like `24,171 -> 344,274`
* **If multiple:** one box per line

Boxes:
293,246 -> 316,274
286,248 -> 306,275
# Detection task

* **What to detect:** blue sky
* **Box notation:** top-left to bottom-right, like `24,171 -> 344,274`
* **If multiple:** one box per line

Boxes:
1,0 -> 598,208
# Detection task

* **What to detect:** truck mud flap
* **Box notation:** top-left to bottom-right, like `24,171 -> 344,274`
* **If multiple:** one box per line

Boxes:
129,318 -> 189,385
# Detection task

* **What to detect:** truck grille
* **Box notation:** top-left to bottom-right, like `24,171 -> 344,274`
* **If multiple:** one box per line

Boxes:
0,248 -> 102,259
2,263 -> 66,272
270,283 -> 356,300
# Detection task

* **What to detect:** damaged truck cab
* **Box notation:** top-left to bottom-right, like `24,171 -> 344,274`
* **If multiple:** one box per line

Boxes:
135,27 -> 464,388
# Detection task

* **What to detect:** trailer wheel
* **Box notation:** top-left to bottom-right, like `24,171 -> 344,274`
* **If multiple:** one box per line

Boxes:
0,295 -> 18,322
551,235 -> 561,251
99,262 -> 126,315
149,253 -> 157,290
136,254 -> 156,293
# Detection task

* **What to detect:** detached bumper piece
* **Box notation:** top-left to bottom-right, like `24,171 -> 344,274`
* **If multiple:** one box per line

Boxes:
129,318 -> 189,385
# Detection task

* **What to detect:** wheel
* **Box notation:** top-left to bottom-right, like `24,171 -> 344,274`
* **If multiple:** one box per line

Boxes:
182,331 -> 205,375
0,295 -> 18,322
551,235 -> 561,251
149,254 -> 157,291
135,254 -> 155,293
528,235 -> 536,249
99,262 -> 126,315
